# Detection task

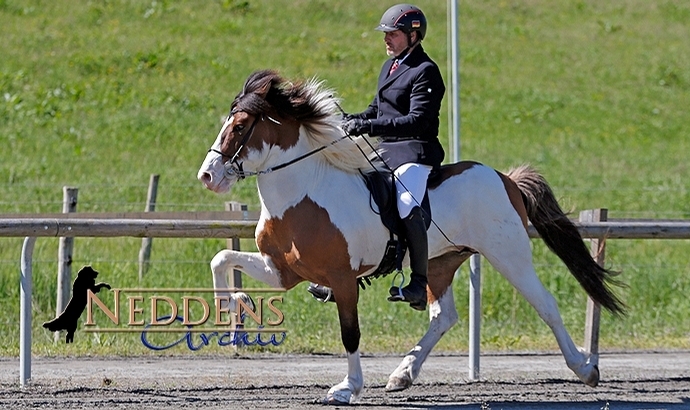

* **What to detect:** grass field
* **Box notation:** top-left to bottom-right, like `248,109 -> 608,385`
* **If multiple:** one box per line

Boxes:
1,0 -> 689,356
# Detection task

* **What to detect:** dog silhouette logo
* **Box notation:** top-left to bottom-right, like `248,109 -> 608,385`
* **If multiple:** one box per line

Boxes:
43,266 -> 111,343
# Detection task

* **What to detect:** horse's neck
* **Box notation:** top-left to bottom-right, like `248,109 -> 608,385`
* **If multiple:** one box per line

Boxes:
256,152 -> 364,219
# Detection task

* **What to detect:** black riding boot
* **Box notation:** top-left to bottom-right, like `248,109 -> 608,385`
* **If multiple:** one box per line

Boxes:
388,206 -> 428,311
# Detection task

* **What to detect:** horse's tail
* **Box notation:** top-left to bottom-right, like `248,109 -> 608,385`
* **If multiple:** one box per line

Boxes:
507,164 -> 626,316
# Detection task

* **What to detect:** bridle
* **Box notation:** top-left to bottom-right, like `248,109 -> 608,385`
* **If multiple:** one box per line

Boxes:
208,109 -> 349,180
207,109 -> 263,180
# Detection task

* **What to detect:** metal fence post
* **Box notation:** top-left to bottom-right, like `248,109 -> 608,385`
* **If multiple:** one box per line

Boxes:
21,237 -> 36,387
468,253 -> 481,381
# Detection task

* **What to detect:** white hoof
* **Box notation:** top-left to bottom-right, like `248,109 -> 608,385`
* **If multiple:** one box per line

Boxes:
385,374 -> 413,392
323,380 -> 361,405
572,351 -> 600,387
588,365 -> 600,387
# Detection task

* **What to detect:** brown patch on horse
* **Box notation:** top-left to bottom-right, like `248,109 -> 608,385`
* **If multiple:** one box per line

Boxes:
256,197 -> 374,290
497,171 -> 529,229
221,111 -> 301,158
426,251 -> 473,304
428,161 -> 480,190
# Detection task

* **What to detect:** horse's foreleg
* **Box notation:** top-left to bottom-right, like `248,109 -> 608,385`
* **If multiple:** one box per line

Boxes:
210,249 -> 282,311
483,240 -> 600,387
324,277 -> 364,404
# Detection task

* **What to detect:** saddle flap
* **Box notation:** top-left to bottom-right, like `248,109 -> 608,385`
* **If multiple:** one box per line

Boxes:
362,170 -> 400,235
361,170 -> 432,235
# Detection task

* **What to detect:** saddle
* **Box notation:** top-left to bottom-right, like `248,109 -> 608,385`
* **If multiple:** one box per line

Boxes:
357,168 -> 433,288
308,168 -> 439,302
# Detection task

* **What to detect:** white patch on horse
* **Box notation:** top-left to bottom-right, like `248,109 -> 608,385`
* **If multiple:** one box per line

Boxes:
254,128 -> 386,272
426,164 -> 525,257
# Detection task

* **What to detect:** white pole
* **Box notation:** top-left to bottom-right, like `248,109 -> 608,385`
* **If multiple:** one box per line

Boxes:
20,236 -> 36,387
448,0 -> 479,381
469,253 -> 481,380
449,0 -> 461,162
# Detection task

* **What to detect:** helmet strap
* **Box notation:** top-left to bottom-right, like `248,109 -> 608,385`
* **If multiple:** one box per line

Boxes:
396,32 -> 420,59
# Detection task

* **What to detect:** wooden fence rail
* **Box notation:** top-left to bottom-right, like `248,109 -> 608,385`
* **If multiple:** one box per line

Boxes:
2,213 -> 689,387
3,215 -> 690,239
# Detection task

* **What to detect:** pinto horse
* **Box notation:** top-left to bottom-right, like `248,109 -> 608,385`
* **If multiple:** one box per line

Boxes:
197,70 -> 624,404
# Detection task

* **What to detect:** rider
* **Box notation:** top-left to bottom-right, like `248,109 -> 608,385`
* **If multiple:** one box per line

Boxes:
310,4 -> 445,311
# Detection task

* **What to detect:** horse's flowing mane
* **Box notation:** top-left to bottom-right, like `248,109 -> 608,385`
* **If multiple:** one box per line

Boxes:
233,70 -> 375,173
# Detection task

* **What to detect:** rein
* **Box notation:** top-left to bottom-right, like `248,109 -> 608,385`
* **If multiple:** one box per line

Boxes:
208,111 -> 350,180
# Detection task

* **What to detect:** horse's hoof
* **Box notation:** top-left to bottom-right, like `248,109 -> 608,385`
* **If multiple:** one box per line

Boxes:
585,365 -> 600,387
385,375 -> 413,392
320,396 -> 350,406
322,390 -> 353,405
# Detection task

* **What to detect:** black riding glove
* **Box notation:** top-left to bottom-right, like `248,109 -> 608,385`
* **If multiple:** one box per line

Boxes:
342,119 -> 371,136
341,111 -> 365,122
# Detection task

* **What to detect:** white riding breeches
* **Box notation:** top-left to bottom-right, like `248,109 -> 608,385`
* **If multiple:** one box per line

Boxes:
393,163 -> 432,219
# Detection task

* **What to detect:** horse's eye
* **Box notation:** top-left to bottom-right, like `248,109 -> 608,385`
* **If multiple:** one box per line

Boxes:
234,124 -> 245,133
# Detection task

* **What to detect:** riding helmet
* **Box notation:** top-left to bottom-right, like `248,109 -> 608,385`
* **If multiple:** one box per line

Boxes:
375,4 -> 427,40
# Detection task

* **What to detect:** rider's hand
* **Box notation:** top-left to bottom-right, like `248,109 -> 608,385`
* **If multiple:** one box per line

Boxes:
342,119 -> 371,136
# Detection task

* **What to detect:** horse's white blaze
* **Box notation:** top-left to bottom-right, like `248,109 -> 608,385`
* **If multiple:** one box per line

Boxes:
197,119 -> 233,193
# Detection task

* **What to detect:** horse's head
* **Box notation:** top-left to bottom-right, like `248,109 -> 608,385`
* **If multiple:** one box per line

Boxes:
198,70 -> 374,193
197,70 -> 302,193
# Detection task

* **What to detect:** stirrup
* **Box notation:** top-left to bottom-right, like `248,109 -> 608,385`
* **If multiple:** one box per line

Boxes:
308,283 -> 336,303
387,271 -> 427,311
386,271 -> 406,302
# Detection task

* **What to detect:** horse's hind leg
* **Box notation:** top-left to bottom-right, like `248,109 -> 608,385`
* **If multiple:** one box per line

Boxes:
386,252 -> 469,392
482,235 -> 600,387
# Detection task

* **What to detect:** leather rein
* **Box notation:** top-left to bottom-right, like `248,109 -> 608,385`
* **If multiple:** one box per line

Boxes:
208,110 -> 349,180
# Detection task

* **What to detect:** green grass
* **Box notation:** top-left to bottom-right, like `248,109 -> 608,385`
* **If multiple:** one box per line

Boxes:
1,0 -> 689,357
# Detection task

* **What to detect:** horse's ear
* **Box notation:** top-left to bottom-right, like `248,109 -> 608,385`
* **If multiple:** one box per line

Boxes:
255,81 -> 272,100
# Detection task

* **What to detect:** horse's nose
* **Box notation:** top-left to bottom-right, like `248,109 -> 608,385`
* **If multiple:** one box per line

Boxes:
198,171 -> 213,188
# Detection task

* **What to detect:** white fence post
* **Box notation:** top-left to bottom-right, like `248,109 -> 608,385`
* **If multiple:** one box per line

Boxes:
56,187 -> 78,342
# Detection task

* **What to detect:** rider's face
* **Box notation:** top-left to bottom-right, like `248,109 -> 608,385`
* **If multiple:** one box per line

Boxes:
384,30 -> 409,57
